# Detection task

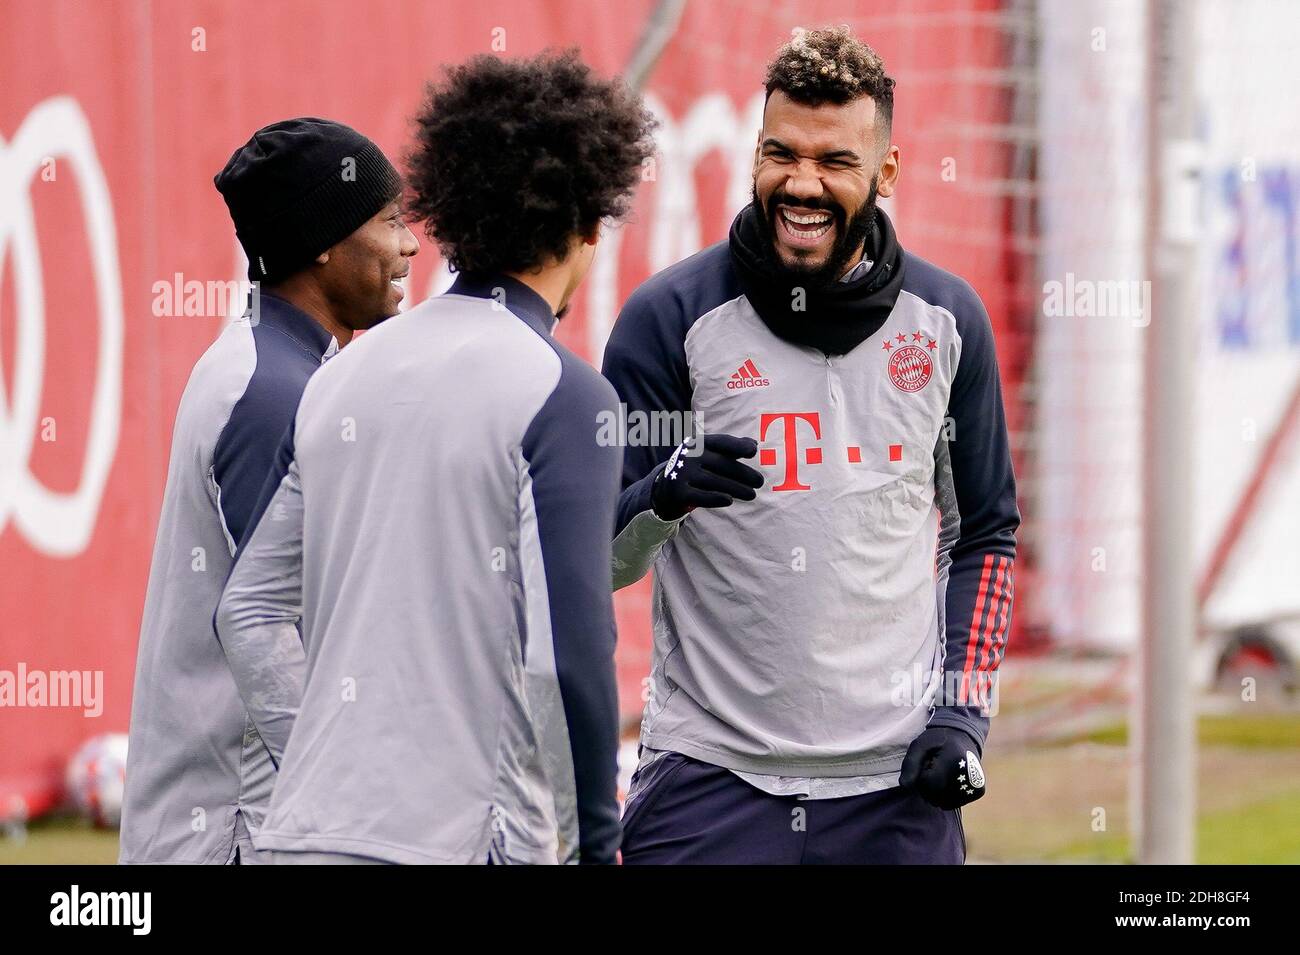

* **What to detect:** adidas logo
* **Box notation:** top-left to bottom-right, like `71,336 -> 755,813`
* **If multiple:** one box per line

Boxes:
726,358 -> 771,390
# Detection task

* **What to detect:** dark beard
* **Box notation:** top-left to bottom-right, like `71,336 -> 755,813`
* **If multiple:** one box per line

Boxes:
751,175 -> 879,289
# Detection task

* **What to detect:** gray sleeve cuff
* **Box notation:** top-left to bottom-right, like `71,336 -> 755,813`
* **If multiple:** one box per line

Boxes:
611,507 -> 685,590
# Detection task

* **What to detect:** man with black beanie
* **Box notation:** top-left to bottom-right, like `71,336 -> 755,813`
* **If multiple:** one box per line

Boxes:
121,118 -> 417,864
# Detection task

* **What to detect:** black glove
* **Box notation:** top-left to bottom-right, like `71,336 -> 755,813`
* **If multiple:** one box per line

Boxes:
899,726 -> 986,810
651,433 -> 765,521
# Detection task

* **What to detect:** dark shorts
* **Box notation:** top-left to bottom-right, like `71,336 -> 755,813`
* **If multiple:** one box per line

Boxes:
621,751 -> 966,865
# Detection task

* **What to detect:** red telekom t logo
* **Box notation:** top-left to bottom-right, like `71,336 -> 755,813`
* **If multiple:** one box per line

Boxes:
759,412 -> 822,491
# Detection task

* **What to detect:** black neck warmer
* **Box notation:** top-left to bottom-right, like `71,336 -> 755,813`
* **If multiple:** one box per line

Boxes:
728,203 -> 906,356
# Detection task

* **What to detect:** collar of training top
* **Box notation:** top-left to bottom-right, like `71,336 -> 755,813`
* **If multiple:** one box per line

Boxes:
447,272 -> 557,336
254,291 -> 336,359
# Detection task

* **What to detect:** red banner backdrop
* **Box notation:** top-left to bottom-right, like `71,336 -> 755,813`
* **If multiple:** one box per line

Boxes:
0,0 -> 1020,817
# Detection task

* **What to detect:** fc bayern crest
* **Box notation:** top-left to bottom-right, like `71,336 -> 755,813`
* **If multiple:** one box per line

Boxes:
888,344 -> 933,393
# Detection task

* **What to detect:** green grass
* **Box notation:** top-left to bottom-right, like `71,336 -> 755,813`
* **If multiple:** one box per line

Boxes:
4,712 -> 1296,864
0,816 -> 118,865
1200,790 -> 1300,863
1075,713 -> 1300,749
1051,789 -> 1300,864
1033,711 -> 1300,863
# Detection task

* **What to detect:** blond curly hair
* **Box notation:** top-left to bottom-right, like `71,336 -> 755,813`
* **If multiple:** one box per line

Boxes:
764,26 -> 895,130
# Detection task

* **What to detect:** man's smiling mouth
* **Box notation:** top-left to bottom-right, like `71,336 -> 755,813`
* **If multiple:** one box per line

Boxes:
776,205 -> 835,248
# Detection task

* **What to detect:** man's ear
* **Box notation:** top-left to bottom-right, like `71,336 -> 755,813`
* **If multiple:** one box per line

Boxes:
583,224 -> 600,247
876,144 -> 901,199
315,250 -> 330,265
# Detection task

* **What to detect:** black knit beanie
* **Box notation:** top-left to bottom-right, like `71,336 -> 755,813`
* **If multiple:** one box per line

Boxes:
214,117 -> 402,283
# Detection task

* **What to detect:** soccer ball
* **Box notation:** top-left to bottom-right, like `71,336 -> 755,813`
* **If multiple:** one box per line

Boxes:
65,733 -> 128,829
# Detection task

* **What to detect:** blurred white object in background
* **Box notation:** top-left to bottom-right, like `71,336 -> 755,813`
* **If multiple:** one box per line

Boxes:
65,733 -> 128,829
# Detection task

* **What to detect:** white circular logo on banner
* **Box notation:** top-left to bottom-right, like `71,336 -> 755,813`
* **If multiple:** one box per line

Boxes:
0,96 -> 122,557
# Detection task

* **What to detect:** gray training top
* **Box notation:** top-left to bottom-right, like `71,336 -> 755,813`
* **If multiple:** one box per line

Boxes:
215,274 -> 623,864
121,296 -> 334,864
604,241 -> 1020,784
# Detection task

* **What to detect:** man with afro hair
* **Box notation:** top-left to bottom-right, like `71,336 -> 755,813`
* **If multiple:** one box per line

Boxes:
216,51 -> 656,864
